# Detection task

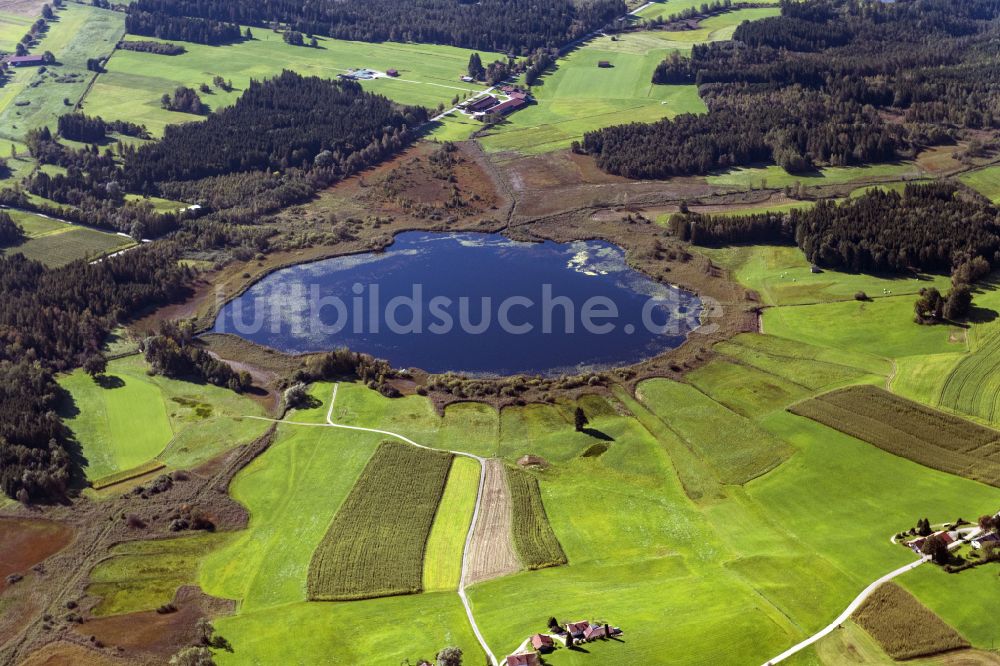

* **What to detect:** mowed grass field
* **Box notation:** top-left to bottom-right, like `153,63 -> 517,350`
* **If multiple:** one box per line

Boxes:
58,354 -> 268,483
632,0 -> 780,21
959,165 -> 1000,203
81,33 -> 502,136
698,244 -> 953,306
2,210 -> 134,267
423,456 -> 479,591
0,11 -> 34,53
707,162 -> 923,189
790,385 -> 1000,488
307,441 -> 453,601
0,4 -> 123,143
476,33 -> 706,154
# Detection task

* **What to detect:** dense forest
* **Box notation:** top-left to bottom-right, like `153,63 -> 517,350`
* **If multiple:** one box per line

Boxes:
124,0 -> 625,52
670,183 -> 1000,275
122,71 -> 427,212
0,248 -> 189,501
582,0 -> 1000,178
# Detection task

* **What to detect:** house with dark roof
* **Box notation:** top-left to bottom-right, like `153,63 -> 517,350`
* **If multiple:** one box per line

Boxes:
505,652 -> 540,666
584,624 -> 608,641
465,95 -> 498,113
598,60 -> 612,68
566,620 -> 589,639
489,96 -> 527,116
8,55 -> 45,67
530,634 -> 554,652
386,68 -> 399,77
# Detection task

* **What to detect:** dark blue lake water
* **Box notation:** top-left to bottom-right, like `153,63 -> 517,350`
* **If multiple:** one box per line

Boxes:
213,232 -> 702,376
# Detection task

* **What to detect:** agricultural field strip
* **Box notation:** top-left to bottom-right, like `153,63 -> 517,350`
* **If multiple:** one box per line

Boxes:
763,555 -> 930,664
244,383 -> 499,666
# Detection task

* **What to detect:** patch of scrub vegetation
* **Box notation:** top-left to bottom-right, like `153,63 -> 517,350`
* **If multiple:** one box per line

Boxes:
59,354 -> 269,483
88,532 -> 234,616
81,33 -> 502,136
959,165 -> 1000,204
422,456 -> 479,592
636,378 -> 794,483
581,442 -> 609,457
307,440 -> 453,601
477,34 -> 705,154
790,385 -> 1000,487
506,466 -> 567,570
697,244 -> 952,306
0,4 -> 124,142
852,583 -> 969,660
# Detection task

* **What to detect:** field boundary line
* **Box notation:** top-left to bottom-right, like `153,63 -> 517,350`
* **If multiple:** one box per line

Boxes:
246,385 -> 498,666
762,555 -> 930,665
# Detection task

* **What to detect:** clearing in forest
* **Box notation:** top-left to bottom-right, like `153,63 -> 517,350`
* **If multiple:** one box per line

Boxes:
790,384 -> 1000,487
465,458 -> 521,585
307,440 -> 453,601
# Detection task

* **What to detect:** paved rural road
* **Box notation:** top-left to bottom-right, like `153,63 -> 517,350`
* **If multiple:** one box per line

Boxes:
760,555 -> 930,665
249,384 -> 499,666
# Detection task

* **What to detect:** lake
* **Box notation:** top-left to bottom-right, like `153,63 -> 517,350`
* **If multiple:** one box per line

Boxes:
213,232 -> 702,376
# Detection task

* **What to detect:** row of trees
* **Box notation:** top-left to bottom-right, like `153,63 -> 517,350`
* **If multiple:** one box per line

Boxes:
117,39 -> 186,55
57,112 -> 150,143
0,211 -> 25,247
670,183 -> 1000,277
124,0 -> 625,53
583,0 -> 1000,178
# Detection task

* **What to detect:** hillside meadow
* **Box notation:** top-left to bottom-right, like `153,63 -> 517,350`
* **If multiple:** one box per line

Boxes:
81,33 -> 502,136
72,353 -> 1000,664
476,33 -> 706,155
58,354 -> 268,484
0,3 -> 122,143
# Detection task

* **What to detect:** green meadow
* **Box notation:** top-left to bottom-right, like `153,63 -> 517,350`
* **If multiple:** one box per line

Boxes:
959,165 -> 1000,204
707,162 -> 923,189
477,31 -> 707,154
423,456 -> 479,592
2,209 -> 134,267
81,33 -> 502,136
698,244 -> 953,306
0,4 -> 123,143
632,0 -> 780,22
58,354 -> 268,483
0,11 -> 34,53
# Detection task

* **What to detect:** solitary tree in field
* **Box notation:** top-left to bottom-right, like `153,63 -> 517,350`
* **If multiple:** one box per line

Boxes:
436,646 -> 462,666
574,407 -> 588,432
467,53 -> 483,79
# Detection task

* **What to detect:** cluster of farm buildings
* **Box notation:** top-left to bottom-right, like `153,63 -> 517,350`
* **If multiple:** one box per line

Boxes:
905,510 -> 1000,554
504,619 -> 622,665
459,85 -> 532,121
